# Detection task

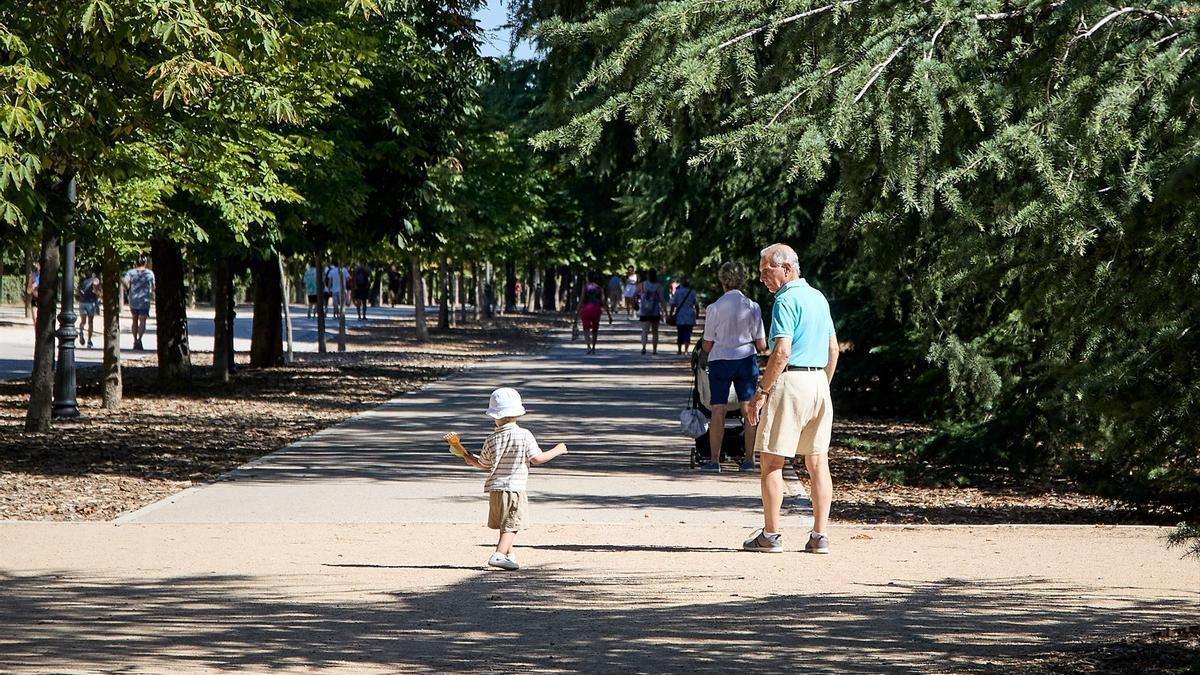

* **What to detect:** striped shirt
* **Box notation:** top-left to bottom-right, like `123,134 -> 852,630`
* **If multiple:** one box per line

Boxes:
479,422 -> 542,492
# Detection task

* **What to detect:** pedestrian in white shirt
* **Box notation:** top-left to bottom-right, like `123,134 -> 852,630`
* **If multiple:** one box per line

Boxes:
699,262 -> 767,473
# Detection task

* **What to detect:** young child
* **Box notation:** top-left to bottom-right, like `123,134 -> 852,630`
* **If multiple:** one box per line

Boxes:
461,387 -> 568,570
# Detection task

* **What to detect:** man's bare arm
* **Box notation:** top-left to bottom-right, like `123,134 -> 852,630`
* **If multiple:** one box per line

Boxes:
825,334 -> 839,383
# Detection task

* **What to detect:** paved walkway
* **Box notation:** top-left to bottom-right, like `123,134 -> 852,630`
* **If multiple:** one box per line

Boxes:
2,319 -> 1197,673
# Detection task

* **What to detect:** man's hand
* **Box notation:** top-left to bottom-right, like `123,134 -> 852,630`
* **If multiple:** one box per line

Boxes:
747,391 -> 767,426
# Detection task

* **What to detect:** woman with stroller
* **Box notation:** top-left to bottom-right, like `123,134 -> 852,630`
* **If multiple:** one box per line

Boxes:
699,262 -> 767,473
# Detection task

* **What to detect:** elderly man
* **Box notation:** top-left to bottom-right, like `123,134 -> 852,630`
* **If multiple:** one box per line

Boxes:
744,243 -> 838,554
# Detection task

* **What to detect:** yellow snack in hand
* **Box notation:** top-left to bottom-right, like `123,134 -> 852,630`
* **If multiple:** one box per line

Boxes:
443,432 -> 468,458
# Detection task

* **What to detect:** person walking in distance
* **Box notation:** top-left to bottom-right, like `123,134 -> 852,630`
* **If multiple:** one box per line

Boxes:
744,243 -> 838,555
26,264 -> 40,335
304,261 -> 319,319
606,273 -> 623,322
78,270 -> 100,348
387,266 -> 402,307
353,263 -> 370,321
638,268 -> 665,354
622,267 -> 638,318
577,272 -> 612,354
123,257 -> 156,351
325,261 -> 345,318
669,274 -> 700,355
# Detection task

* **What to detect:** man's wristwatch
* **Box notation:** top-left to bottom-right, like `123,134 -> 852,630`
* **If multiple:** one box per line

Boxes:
755,385 -> 771,397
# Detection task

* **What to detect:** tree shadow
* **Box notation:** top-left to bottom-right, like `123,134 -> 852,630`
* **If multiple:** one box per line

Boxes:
0,570 -> 1193,672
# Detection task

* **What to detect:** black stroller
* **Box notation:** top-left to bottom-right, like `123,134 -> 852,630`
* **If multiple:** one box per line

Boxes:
687,341 -> 753,468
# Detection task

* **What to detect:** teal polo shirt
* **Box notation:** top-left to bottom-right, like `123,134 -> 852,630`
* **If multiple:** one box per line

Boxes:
768,279 -> 835,367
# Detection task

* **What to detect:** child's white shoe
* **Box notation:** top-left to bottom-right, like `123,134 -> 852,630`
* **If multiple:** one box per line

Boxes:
487,553 -> 519,570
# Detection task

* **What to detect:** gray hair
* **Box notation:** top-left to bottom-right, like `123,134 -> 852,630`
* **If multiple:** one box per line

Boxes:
760,243 -> 799,270
718,262 -> 747,290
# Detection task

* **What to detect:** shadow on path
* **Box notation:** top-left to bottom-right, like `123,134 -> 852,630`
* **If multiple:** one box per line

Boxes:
0,570 -> 1192,672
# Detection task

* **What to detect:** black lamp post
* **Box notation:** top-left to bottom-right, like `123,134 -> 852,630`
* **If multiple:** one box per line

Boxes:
52,175 -> 80,419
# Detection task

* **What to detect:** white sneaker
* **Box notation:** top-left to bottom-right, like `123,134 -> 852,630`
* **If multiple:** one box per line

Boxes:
487,553 -> 519,570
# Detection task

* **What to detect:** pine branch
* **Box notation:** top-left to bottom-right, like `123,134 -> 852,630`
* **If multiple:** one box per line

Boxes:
1152,31 -> 1181,47
715,1 -> 857,51
855,37 -> 911,103
925,21 -> 949,61
769,63 -> 846,125
1070,6 -> 1175,46
975,2 -> 1065,21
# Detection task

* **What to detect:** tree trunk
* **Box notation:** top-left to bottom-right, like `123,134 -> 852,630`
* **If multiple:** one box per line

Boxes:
473,261 -> 483,322
542,267 -> 557,312
186,266 -> 196,308
227,267 -> 237,374
560,266 -> 575,313
504,260 -> 517,314
26,227 -> 60,431
336,263 -> 346,353
101,246 -> 122,408
151,238 -> 192,385
23,248 -> 33,318
524,263 -> 534,312
249,253 -> 284,367
315,252 -> 327,354
399,269 -> 411,305
534,268 -> 543,311
452,262 -> 461,327
411,254 -> 428,341
279,255 -> 294,364
212,255 -> 232,383
438,256 -> 450,330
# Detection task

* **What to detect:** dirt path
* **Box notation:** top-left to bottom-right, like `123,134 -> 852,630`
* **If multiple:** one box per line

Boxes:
2,318 -> 1196,672
1,522 -> 1195,673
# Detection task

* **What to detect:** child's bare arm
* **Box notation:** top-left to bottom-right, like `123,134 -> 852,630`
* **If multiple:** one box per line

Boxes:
530,443 -> 568,465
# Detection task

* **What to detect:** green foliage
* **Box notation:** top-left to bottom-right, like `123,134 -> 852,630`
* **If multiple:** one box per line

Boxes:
1166,522 -> 1200,560
521,0 -> 1200,516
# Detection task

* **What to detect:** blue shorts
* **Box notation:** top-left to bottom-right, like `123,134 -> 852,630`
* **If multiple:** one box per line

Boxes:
130,305 -> 150,317
707,355 -> 758,404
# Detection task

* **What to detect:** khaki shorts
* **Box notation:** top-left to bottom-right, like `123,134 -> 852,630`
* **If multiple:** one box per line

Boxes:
487,491 -> 528,532
755,370 -> 833,458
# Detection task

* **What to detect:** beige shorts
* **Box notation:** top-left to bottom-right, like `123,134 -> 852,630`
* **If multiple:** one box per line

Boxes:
755,370 -> 833,458
487,490 -> 528,532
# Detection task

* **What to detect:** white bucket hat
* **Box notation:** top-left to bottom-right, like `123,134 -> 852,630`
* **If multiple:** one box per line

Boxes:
486,387 -> 526,419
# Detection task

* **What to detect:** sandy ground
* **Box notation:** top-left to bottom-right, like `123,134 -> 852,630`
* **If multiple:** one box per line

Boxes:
2,319 -> 1196,672
1,523 -> 1195,673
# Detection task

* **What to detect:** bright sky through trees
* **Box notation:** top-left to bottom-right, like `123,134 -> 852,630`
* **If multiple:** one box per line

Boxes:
476,0 -> 536,59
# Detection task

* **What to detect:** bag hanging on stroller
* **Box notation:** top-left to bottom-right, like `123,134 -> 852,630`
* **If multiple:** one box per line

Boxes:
679,407 -> 707,438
